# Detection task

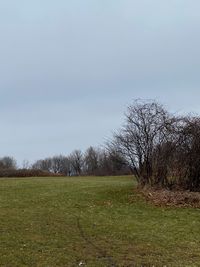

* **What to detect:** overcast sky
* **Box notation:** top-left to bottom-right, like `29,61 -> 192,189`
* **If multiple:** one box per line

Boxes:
1,0 -> 200,165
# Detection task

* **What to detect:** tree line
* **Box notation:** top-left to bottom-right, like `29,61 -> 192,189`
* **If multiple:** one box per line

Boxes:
2,99 -> 200,191
0,148 -> 130,177
32,147 -> 130,176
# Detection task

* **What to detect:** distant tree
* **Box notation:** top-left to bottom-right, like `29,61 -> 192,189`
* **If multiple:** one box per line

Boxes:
51,155 -> 71,175
32,158 -> 52,172
97,149 -> 111,175
60,156 -> 72,176
69,150 -> 83,176
108,148 -> 129,175
0,156 -> 17,170
22,160 -> 30,169
51,156 -> 63,174
83,147 -> 99,175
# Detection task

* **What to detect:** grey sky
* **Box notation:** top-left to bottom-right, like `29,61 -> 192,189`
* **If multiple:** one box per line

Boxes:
1,0 -> 200,165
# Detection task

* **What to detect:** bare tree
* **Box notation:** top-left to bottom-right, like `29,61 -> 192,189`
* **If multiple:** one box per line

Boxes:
111,100 -> 171,186
32,158 -> 52,172
0,156 -> 17,170
69,150 -> 83,176
172,116 -> 200,191
51,156 -> 63,174
22,160 -> 30,169
51,155 -> 71,175
83,146 -> 99,175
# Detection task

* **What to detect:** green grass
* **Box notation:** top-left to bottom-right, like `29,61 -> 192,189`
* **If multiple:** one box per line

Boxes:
0,176 -> 200,267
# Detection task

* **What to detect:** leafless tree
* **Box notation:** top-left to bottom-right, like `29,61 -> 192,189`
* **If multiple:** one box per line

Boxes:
83,146 -> 99,175
22,160 -> 30,169
69,150 -> 83,176
172,116 -> 200,191
111,100 -> 172,186
0,156 -> 17,170
32,158 -> 52,172
51,155 -> 71,175
51,156 -> 64,174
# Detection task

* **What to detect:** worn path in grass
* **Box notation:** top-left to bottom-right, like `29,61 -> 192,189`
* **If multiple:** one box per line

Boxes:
0,176 -> 200,267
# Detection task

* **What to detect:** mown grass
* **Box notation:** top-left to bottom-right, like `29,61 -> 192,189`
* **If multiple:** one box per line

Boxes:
0,176 -> 200,267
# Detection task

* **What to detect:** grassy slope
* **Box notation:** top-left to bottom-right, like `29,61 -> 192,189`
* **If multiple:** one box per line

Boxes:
0,176 -> 200,267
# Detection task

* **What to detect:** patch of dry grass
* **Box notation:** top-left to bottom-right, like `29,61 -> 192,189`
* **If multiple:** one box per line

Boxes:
140,187 -> 200,208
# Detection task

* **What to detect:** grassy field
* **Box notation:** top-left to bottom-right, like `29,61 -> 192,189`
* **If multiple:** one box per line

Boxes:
0,176 -> 200,267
